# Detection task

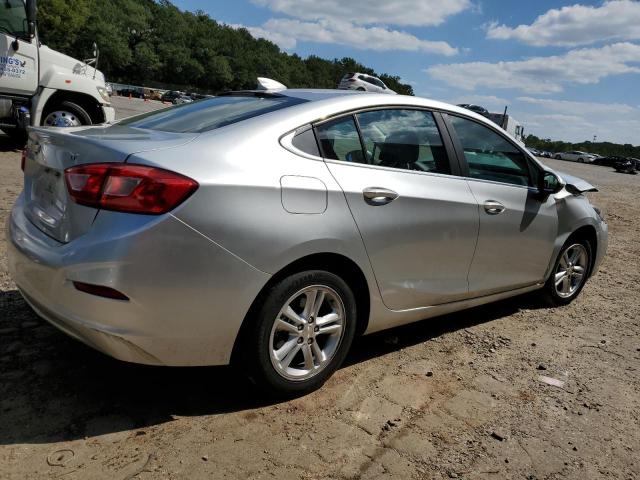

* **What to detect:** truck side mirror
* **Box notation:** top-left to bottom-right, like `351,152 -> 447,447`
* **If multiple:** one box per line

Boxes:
26,0 -> 38,37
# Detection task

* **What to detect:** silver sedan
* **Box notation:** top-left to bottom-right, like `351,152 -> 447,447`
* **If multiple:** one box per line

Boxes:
8,87 -> 608,396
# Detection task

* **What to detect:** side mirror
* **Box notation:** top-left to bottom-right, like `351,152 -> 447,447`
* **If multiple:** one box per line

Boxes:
537,171 -> 563,198
26,0 -> 37,37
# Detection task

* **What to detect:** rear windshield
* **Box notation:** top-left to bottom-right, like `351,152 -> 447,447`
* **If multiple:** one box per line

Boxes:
119,94 -> 308,133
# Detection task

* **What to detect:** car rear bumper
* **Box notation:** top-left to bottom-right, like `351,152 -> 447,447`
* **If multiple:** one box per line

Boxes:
7,194 -> 270,366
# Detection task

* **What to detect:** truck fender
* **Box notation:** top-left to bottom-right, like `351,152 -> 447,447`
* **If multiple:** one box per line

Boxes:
32,87 -> 107,126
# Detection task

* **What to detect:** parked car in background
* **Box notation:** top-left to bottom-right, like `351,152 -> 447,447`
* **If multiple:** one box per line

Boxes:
614,159 -> 638,174
554,151 -> 596,163
338,73 -> 397,94
457,104 -> 489,116
528,147 -> 541,156
173,95 -> 193,105
117,87 -> 144,98
594,155 -> 627,166
161,90 -> 184,103
10,86 -> 607,396
540,151 -> 552,158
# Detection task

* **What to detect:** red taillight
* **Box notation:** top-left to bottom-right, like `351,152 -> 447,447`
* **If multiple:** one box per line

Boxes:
347,78 -> 356,82
64,163 -> 198,214
21,149 -> 27,171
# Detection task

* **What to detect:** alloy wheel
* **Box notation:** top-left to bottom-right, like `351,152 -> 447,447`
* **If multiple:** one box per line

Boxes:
269,285 -> 345,381
554,244 -> 588,298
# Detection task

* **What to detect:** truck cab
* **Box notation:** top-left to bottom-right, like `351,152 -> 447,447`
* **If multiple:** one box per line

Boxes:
1,0 -> 114,142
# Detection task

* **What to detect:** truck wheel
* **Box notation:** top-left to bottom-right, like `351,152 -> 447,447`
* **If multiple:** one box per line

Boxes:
42,101 -> 92,127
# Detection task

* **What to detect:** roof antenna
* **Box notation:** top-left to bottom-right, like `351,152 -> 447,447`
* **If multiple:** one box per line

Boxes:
256,77 -> 287,91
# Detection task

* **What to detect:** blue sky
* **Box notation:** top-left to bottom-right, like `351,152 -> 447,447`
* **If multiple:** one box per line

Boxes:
173,0 -> 640,145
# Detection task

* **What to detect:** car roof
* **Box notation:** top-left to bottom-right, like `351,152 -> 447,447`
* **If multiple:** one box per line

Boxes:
276,89 -> 492,121
212,88 -> 519,144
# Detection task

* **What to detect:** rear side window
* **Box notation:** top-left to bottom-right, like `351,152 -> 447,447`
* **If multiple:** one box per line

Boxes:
356,109 -> 451,174
120,94 -> 307,133
291,127 -> 320,157
447,115 -> 533,187
315,117 -> 364,163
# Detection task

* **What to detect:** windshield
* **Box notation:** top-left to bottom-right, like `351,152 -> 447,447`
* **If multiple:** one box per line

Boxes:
0,0 -> 28,38
119,94 -> 308,133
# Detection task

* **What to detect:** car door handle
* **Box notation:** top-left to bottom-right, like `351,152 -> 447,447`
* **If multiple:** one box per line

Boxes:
363,187 -> 398,205
483,200 -> 506,215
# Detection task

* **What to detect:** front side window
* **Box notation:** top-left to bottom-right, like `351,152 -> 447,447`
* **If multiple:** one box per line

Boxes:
1,0 -> 28,37
315,116 -> 364,163
356,109 -> 451,174
447,115 -> 533,187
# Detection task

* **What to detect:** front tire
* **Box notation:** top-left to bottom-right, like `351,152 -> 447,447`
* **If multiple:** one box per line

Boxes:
542,239 -> 592,306
242,271 -> 357,397
41,101 -> 92,127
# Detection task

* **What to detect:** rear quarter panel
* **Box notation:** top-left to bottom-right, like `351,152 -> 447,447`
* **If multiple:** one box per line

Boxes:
126,117 -> 384,327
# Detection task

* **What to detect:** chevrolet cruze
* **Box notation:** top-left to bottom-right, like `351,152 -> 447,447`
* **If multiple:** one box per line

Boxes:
8,87 -> 608,395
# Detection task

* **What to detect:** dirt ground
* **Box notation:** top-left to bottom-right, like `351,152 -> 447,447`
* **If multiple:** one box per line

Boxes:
0,120 -> 638,479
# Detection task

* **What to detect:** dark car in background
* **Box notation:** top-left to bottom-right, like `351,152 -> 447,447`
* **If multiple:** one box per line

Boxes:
611,157 -> 638,174
595,155 -> 627,166
117,87 -> 144,98
161,90 -> 184,103
457,104 -> 489,116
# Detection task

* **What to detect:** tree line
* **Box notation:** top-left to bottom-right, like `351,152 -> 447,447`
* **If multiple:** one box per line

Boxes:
37,0 -> 414,95
525,134 -> 640,158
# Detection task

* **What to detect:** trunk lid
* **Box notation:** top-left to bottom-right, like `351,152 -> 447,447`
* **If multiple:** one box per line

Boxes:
23,125 -> 198,243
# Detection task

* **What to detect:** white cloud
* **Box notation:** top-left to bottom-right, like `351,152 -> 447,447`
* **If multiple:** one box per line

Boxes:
252,0 -> 472,27
517,96 -> 637,115
234,24 -> 296,49
426,42 -> 640,93
235,19 -> 458,56
512,97 -> 640,144
486,0 -> 640,47
517,112 -> 640,144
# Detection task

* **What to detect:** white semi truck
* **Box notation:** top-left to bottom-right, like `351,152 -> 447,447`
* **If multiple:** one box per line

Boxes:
0,0 -> 114,142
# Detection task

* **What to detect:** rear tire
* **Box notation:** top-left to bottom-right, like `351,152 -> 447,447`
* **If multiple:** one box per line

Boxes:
542,238 -> 592,306
357,87 -> 366,91
241,270 -> 357,398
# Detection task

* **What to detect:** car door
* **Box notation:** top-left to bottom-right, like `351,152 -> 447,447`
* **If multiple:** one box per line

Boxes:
316,108 -> 479,310
0,0 -> 38,95
444,114 -> 558,297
